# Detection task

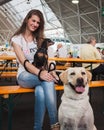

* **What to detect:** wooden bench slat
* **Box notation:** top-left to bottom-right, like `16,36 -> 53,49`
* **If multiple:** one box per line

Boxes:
0,86 -> 34,94
89,80 -> 104,87
56,66 -> 67,70
0,85 -> 64,95
0,67 -> 18,71
0,80 -> 104,95
0,71 -> 17,77
0,72 -> 17,74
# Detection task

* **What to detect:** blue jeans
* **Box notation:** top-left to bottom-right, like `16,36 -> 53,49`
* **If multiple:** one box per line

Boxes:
17,71 -> 58,130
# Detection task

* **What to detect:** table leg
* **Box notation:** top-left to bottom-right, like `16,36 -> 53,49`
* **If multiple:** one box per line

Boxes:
0,96 -> 3,130
8,95 -> 14,130
89,63 -> 93,103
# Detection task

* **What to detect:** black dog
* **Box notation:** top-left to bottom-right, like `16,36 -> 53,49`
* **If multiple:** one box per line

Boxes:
32,38 -> 63,85
32,38 -> 54,70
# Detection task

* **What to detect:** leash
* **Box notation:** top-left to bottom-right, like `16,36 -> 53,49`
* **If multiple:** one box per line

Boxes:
48,62 -> 56,72
48,62 -> 63,85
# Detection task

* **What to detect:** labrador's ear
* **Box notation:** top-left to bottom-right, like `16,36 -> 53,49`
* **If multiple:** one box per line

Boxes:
86,70 -> 92,82
59,70 -> 68,84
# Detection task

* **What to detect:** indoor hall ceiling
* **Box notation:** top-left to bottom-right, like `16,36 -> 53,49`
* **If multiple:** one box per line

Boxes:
0,0 -> 63,45
0,0 -> 11,5
44,0 -> 104,44
0,0 -> 104,45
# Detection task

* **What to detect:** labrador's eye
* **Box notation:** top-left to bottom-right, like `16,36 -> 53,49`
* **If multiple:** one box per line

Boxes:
81,72 -> 86,75
70,72 -> 75,75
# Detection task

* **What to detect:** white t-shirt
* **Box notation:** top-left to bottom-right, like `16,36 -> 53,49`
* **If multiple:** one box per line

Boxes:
80,44 -> 101,69
11,34 -> 37,77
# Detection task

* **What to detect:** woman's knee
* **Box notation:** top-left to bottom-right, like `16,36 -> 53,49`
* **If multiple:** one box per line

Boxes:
35,86 -> 45,100
17,71 -> 40,88
42,81 -> 55,91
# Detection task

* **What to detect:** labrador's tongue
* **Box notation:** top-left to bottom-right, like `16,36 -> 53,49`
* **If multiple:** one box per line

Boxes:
75,86 -> 85,93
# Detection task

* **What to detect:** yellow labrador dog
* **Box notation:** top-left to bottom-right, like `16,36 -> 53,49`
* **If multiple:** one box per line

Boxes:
58,67 -> 97,130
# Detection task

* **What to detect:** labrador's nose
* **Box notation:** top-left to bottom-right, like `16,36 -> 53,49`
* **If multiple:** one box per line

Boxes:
77,77 -> 84,85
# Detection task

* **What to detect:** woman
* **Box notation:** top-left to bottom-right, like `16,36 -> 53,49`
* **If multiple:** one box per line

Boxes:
11,9 -> 59,130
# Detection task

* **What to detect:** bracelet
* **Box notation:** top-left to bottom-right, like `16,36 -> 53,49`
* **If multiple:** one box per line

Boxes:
38,69 -> 44,81
23,59 -> 29,72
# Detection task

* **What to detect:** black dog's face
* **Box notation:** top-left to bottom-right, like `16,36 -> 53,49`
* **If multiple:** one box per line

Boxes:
33,47 -> 48,69
41,38 -> 54,49
32,38 -> 54,69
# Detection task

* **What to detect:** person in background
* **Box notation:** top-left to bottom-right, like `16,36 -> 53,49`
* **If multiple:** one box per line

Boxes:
80,36 -> 104,80
48,43 -> 63,58
96,47 -> 101,53
57,43 -> 63,51
96,46 -> 102,58
101,49 -> 104,60
54,43 -> 63,57
11,9 -> 59,130
69,52 -> 73,58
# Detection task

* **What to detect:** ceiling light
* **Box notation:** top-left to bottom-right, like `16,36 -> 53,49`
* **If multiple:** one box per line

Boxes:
72,0 -> 79,4
27,0 -> 31,4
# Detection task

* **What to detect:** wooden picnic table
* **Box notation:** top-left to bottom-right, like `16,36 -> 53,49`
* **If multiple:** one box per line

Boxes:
49,57 -> 104,63
0,55 -> 16,60
49,57 -> 104,69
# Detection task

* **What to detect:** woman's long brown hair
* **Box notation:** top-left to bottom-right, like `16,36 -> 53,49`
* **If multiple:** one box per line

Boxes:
12,9 -> 45,47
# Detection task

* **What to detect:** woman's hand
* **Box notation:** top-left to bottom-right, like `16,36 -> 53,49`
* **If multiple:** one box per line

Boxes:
49,71 -> 59,83
39,70 -> 56,82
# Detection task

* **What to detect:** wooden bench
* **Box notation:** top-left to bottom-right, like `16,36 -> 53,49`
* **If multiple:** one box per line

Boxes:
0,80 -> 104,97
0,80 -> 104,130
0,64 -> 66,78
56,65 -> 67,70
0,71 -> 17,78
0,67 -> 18,71
89,80 -> 104,87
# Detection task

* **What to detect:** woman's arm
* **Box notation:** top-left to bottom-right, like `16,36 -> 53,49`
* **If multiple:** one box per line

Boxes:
94,48 -> 101,59
12,42 -> 39,75
12,42 -> 56,82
